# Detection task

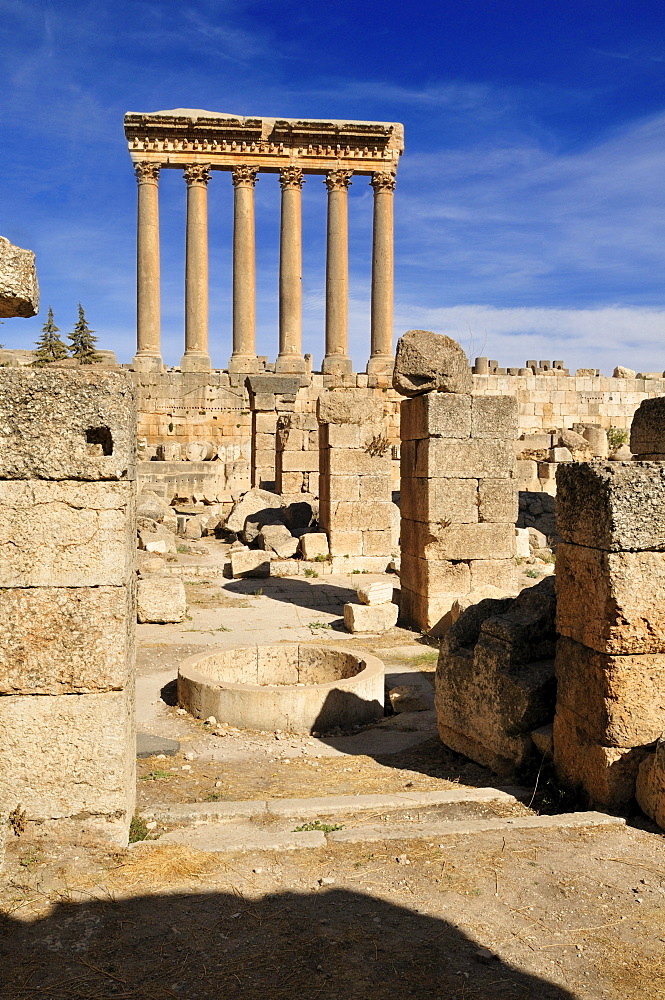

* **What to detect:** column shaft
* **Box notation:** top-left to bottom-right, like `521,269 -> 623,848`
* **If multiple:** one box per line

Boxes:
368,171 -> 396,376
323,169 -> 353,376
134,162 -> 162,372
229,165 -> 259,374
276,167 -> 306,374
182,163 -> 212,372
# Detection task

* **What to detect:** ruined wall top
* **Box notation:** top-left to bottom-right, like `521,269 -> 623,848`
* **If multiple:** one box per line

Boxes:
124,109 -> 404,175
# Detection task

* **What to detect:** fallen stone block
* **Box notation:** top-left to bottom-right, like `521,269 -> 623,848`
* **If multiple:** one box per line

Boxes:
514,527 -> 531,558
357,580 -> 394,605
614,365 -> 636,379
388,685 -> 433,713
635,736 -> 665,830
258,522 -> 299,558
137,551 -> 165,576
230,549 -> 272,578
138,523 -> 177,554
630,396 -> 665,456
392,330 -> 473,396
243,507 -> 286,544
0,235 -> 39,317
137,577 -> 187,623
343,602 -> 398,633
299,532 -> 329,560
226,487 -> 283,534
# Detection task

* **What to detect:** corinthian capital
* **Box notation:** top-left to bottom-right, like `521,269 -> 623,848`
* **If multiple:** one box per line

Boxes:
279,166 -> 305,191
231,165 -> 259,188
184,163 -> 212,187
135,161 -> 161,184
371,170 -> 396,193
324,169 -> 353,193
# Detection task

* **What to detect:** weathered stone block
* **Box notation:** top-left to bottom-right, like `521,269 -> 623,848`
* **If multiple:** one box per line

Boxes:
328,529 -> 363,556
0,585 -> 133,694
344,602 -> 398,633
362,529 -> 392,556
400,554 -> 471,597
358,476 -> 393,501
400,475 -> 479,524
553,708 -> 648,808
401,519 -> 515,561
0,369 -> 136,480
478,479 -> 518,523
327,500 -> 392,531
0,235 -> 39,317
258,523 -> 298,559
317,389 -> 382,425
280,451 -> 319,472
230,549 -> 272,578
471,395 -> 518,439
328,450 -> 392,476
226,487 -> 283,534
322,475 -> 360,501
555,636 -> 665,747
299,532 -> 329,560
630,397 -> 665,456
556,543 -> 665,654
0,687 -> 135,843
137,577 -> 187,623
0,480 -> 135,587
399,393 -> 471,441
556,462 -> 665,551
415,438 -> 515,479
393,330 -> 473,396
357,580 -> 394,605
636,737 -> 665,830
469,559 -> 517,593
399,587 -> 459,635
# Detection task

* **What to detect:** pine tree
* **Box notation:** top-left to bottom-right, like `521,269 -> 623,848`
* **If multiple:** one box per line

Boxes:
33,307 -> 69,364
68,304 -> 100,364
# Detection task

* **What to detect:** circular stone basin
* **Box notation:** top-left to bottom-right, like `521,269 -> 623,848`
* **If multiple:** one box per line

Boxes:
178,644 -> 385,734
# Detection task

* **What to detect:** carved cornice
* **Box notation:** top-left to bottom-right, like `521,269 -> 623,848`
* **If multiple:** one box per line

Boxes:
279,166 -> 304,191
325,169 -> 353,193
371,170 -> 396,193
183,163 -> 211,187
135,161 -> 161,184
232,164 -> 259,188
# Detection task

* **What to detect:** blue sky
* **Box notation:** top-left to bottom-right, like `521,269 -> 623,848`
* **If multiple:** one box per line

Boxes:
2,0 -> 665,373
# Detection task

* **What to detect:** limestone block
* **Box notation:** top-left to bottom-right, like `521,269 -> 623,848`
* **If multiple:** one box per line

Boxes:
471,395 -> 518,439
257,523 -> 299,558
137,494 -> 170,522
415,438 -> 514,479
614,365 -> 636,379
388,685 -> 432,713
0,235 -> 39,317
0,480 -> 134,587
226,487 -> 283,534
553,709 -> 647,808
139,523 -> 177,553
317,389 -> 382,426
137,577 -> 187,623
528,527 -> 549,553
515,527 -> 531,558
635,738 -> 665,830
399,393 -> 472,441
280,451 -> 319,472
469,559 -> 517,593
630,396 -> 665,455
516,459 -> 538,482
401,519 -> 515,561
556,543 -> 665,654
555,636 -> 665,747
243,507 -> 286,545
344,601 -> 398,633
0,585 -> 133,694
392,330 -> 473,396
357,580 -> 394,605
400,554 -> 471,597
361,529 -> 391,556
552,446 -> 573,463
230,549 -> 272,578
478,479 -> 518,523
556,462 -> 665,551
299,533 -> 329,560
279,471 -> 305,493
284,500 -> 316,533
328,450 -> 392,476
400,475 -> 479,524
328,529 -> 363,557
0,687 -> 135,843
326,500 -> 392,531
321,475 -> 360,501
399,587 -> 460,635
0,369 -> 136,480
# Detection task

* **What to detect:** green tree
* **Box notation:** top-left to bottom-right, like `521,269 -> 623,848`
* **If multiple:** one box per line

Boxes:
68,303 -> 100,364
33,307 -> 68,364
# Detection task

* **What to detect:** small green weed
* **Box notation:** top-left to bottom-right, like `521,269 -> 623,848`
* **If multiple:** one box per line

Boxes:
308,621 -> 332,630
252,588 -> 263,597
607,426 -> 628,450
204,793 -> 224,802
293,820 -> 344,833
304,568 -> 318,578
19,847 -> 41,868
525,569 -> 540,578
129,815 -> 149,843
540,551 -> 556,564
140,769 -> 176,781
313,553 -> 332,562
351,569 -> 361,574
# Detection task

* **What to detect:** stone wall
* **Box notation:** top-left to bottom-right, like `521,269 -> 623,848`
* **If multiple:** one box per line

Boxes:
0,369 -> 137,845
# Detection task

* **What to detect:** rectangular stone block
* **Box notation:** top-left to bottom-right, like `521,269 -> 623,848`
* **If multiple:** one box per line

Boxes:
399,587 -> 458,636
326,423 -> 361,449
280,451 -> 319,472
556,462 -> 665,551
556,543 -> 665,654
0,686 -> 135,842
415,438 -> 515,479
0,585 -> 133,695
328,450 -> 392,476
278,471 -> 305,493
328,529 -> 363,556
469,559 -> 517,593
555,636 -> 665,747
323,475 -> 360,501
359,476 -> 393,501
0,480 -> 135,587
400,394 -> 471,441
331,500 -> 392,531
0,369 -> 136,481
400,554 -> 471,597
362,529 -> 392,556
401,519 -> 515,561
400,476 -> 479,524
478,479 -> 518,523
471,395 -> 518,439
553,708 -> 648,808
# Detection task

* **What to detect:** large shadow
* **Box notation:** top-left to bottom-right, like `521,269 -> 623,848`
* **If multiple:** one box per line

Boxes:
0,885 -> 577,999
224,575 -> 359,615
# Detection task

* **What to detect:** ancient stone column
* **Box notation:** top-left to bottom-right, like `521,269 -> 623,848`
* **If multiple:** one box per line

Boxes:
323,169 -> 353,376
181,163 -> 212,373
276,167 -> 306,374
133,162 -> 162,372
229,165 -> 259,375
367,171 -> 396,376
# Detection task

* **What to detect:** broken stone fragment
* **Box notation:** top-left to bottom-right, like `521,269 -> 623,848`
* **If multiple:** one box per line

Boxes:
343,601 -> 398,633
230,549 -> 272,578
630,396 -> 665,456
257,522 -> 298,558
0,235 -> 39,318
357,580 -> 394,606
225,487 -> 283,535
299,532 -> 329,560
388,685 -> 432,713
392,330 -> 472,397
613,365 -> 636,378
137,577 -> 187,623
317,388 -> 383,425
635,735 -> 665,830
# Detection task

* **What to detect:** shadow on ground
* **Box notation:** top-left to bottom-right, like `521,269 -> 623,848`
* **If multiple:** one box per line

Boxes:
224,576 -> 364,615
0,885 -> 576,1000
